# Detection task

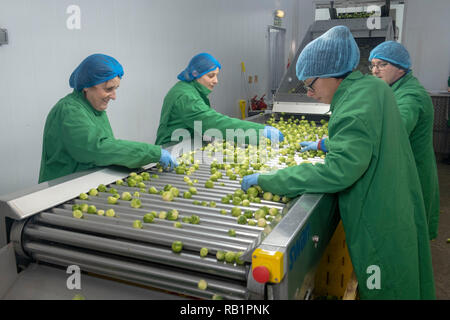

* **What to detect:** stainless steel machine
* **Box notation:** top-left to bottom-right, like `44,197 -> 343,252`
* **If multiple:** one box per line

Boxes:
0,131 -> 338,300
273,17 -> 394,114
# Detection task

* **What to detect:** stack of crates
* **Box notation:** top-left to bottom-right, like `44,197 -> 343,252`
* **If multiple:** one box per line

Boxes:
313,220 -> 358,300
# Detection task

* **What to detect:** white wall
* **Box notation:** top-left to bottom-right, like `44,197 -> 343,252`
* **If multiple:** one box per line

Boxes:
402,0 -> 450,91
0,0 -> 313,196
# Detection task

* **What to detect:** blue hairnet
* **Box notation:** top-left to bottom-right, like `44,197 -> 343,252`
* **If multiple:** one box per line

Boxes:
69,54 -> 124,91
177,53 -> 221,82
296,26 -> 360,80
369,41 -> 411,70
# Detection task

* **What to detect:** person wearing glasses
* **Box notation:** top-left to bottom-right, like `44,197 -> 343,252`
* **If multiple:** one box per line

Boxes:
241,26 -> 435,299
39,54 -> 178,183
155,53 -> 283,147
369,41 -> 440,240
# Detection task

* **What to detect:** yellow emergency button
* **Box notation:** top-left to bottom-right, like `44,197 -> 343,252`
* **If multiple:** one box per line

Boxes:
252,248 -> 284,283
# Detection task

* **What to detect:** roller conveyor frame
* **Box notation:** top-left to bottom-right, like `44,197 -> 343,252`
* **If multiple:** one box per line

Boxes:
1,112 -> 339,300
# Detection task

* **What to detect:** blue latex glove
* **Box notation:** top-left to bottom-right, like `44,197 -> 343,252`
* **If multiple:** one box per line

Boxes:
159,149 -> 178,171
300,139 -> 328,153
241,173 -> 260,192
263,126 -> 284,143
300,141 -> 318,152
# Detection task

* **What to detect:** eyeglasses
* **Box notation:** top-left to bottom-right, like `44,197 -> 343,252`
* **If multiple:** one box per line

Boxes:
303,77 -> 319,92
369,62 -> 389,71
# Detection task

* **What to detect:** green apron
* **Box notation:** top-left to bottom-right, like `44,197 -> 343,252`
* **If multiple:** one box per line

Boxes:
258,71 -> 435,299
155,81 -> 264,146
391,72 -> 440,239
39,90 -> 161,183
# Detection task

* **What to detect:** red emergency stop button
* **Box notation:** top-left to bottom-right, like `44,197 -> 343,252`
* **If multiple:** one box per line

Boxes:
253,265 -> 270,283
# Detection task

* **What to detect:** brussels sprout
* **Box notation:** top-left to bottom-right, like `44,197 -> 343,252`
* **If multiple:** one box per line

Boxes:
246,187 -> 259,197
121,192 -> 132,201
231,207 -> 242,217
167,209 -> 179,221
205,180 -> 214,188
225,251 -> 235,263
216,250 -> 226,261
232,197 -> 242,205
79,203 -> 89,213
88,188 -> 98,196
169,187 -> 180,197
272,195 -> 281,202
143,213 -> 154,223
228,229 -> 236,237
173,221 -> 182,228
97,184 -> 107,192
87,205 -> 97,214
79,193 -> 89,200
72,210 -> 83,219
197,279 -> 208,290
72,204 -> 80,211
242,199 -> 250,207
269,207 -> 279,216
132,220 -> 143,229
209,201 -> 216,208
220,209 -> 227,215
183,191 -> 192,199
188,187 -> 198,195
108,187 -> 118,194
162,191 -> 174,202
171,241 -> 183,253
148,186 -> 158,194
237,215 -> 247,225
190,215 -> 200,224
200,247 -> 208,257
97,209 -> 105,216
158,211 -> 168,219
257,218 -> 267,227
130,198 -> 142,208
105,209 -> 116,217
235,251 -> 245,265
248,219 -> 257,226
127,179 -> 137,187
221,196 -> 230,204
212,294 -> 223,300
107,196 -> 118,205
263,192 -> 273,201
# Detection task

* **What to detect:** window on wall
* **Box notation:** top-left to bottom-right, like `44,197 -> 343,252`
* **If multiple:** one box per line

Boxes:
313,1 -> 405,42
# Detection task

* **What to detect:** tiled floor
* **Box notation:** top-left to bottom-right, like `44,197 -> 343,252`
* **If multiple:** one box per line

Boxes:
431,161 -> 450,300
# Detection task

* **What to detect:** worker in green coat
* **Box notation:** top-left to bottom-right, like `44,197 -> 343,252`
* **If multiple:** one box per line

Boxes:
369,41 -> 440,240
242,26 -> 435,299
39,54 -> 177,183
155,53 -> 283,147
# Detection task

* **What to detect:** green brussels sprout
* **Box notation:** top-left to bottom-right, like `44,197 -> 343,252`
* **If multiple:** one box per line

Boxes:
158,211 -> 168,219
231,207 -> 242,217
72,210 -> 83,219
257,218 -> 267,227
130,198 -> 142,208
79,193 -> 89,200
171,241 -> 183,253
225,251 -> 235,263
269,207 -> 279,216
79,203 -> 89,212
190,215 -> 200,224
173,222 -> 182,228
97,184 -> 107,192
148,186 -> 158,194
200,247 -> 208,257
105,209 -> 116,217
121,192 -> 132,201
220,209 -> 227,215
162,191 -> 174,202
235,251 -> 245,265
237,215 -> 247,225
263,192 -> 273,201
107,196 -> 118,205
72,204 -> 80,211
183,191 -> 192,199
216,250 -> 226,261
132,220 -> 143,229
87,205 -> 97,214
88,188 -> 98,196
228,229 -> 236,237
143,213 -> 154,223
169,187 -> 180,197
197,279 -> 208,290
205,180 -> 214,188
97,209 -> 105,216
167,209 -> 179,221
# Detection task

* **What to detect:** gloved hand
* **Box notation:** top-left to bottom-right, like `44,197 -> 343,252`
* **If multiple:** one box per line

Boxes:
241,173 -> 260,192
159,149 -> 178,171
263,126 -> 284,143
299,141 -> 318,152
300,139 -> 328,153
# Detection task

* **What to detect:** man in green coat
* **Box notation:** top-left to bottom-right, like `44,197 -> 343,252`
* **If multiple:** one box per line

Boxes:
369,41 -> 440,240
39,54 -> 177,183
155,53 -> 283,147
242,26 -> 435,299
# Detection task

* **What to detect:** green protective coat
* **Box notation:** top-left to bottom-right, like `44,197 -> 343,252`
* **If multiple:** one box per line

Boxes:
39,90 -> 161,183
258,71 -> 435,299
391,72 -> 440,240
155,81 -> 265,146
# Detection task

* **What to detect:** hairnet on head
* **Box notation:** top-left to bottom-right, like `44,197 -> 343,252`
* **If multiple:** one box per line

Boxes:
177,53 -> 221,82
69,54 -> 124,91
296,25 -> 360,80
369,41 -> 411,71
